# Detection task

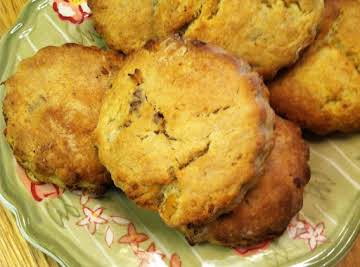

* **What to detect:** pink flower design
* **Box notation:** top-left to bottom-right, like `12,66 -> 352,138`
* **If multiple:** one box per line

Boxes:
234,240 -> 271,256
169,253 -> 182,267
131,243 -> 166,267
53,0 -> 91,24
287,214 -> 327,251
76,206 -> 108,234
287,215 -> 307,239
71,190 -> 182,265
16,160 -> 63,202
298,223 -> 326,251
118,223 -> 149,245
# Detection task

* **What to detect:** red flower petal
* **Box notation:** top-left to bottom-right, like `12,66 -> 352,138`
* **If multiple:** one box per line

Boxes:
170,253 -> 182,267
147,243 -> 156,253
92,216 -> 107,224
83,207 -> 93,217
77,217 -> 90,226
118,235 -> 134,244
93,207 -> 104,217
118,223 -> 149,245
317,235 -> 326,242
235,240 -> 271,256
298,232 -> 312,240
315,222 -> 325,235
31,183 -> 43,202
133,234 -> 149,243
128,223 -> 136,235
309,237 -> 317,251
88,223 -> 97,235
53,1 -> 85,24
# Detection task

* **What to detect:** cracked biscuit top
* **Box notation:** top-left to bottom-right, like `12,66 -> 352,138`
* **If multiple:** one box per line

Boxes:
88,0 -> 324,79
182,117 -> 310,247
3,44 -> 124,194
270,0 -> 360,135
95,37 -> 275,227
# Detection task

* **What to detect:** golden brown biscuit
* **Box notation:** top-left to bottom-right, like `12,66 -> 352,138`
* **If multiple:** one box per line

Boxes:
182,117 -> 310,247
96,37 -> 275,227
185,0 -> 324,79
3,44 -> 123,194
270,0 -> 360,135
89,0 -> 154,54
88,0 -> 202,54
89,0 -> 324,79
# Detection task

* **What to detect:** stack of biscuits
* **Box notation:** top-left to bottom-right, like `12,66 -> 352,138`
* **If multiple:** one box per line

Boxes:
3,0 -> 359,247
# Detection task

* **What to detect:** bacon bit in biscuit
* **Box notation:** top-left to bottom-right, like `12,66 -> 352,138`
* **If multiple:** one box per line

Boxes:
128,68 -> 144,85
129,87 -> 143,113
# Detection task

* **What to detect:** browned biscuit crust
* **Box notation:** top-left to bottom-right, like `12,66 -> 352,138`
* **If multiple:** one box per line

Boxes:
270,0 -> 360,135
96,37 -> 275,227
182,117 -> 310,247
89,0 -> 324,79
3,44 -> 124,194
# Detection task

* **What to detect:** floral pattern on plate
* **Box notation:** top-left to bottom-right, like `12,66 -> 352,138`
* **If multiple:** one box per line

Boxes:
16,162 -> 182,267
16,160 -> 64,201
16,158 -> 328,265
53,0 -> 91,24
287,215 -> 327,251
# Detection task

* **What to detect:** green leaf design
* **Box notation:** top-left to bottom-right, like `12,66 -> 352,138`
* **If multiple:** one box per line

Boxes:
45,197 -> 80,227
45,201 -> 64,228
52,198 -> 69,220
65,204 -> 80,217
305,170 -> 336,201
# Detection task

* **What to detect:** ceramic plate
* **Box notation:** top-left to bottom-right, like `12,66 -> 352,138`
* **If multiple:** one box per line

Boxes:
0,1 -> 359,266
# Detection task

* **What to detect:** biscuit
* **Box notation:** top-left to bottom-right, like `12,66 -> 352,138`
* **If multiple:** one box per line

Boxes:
184,0 -> 324,79
3,44 -> 123,194
270,0 -> 360,135
89,0 -> 324,79
95,37 -> 275,227
88,0 -> 202,54
182,117 -> 310,247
